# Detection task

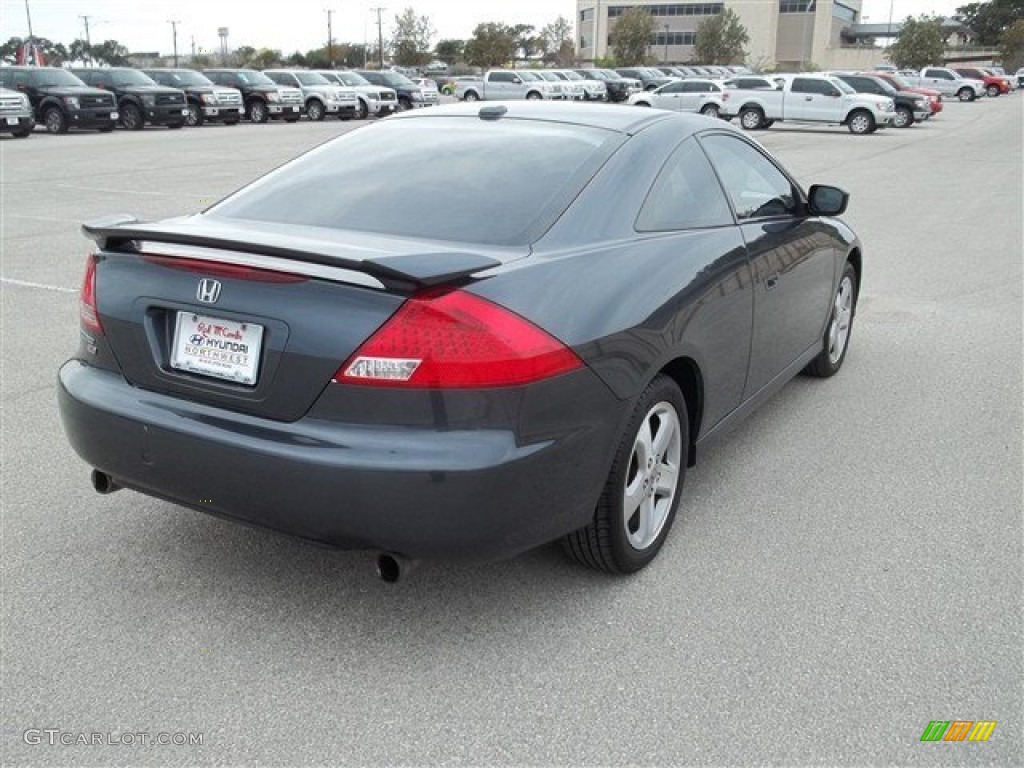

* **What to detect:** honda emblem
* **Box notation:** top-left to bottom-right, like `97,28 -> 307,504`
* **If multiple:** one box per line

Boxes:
196,278 -> 222,304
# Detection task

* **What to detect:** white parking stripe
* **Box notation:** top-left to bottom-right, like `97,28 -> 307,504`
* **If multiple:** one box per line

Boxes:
0,277 -> 77,294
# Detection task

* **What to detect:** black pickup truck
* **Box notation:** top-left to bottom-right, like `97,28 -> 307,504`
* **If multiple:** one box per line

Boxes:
0,66 -> 118,134
70,68 -> 187,130
203,69 -> 303,122
144,69 -> 244,127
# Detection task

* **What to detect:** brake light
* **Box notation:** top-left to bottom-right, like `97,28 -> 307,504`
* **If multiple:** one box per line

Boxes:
336,289 -> 583,388
141,255 -> 306,283
80,254 -> 103,335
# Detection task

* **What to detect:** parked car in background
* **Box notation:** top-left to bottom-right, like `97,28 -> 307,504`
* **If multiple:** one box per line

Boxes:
952,67 -> 1010,97
1016,68 -> 1024,88
551,69 -> 607,101
355,70 -> 432,110
411,77 -> 441,104
575,69 -> 641,102
0,66 -> 117,134
616,67 -> 676,91
317,70 -> 397,119
628,78 -> 730,118
536,70 -> 584,99
61,102 -> 862,577
722,76 -> 778,90
437,75 -> 477,96
70,67 -> 186,130
866,71 -> 943,116
263,69 -> 357,121
831,72 -> 931,128
904,67 -> 986,101
455,70 -> 559,101
982,67 -> 1016,91
143,69 -> 243,127
724,73 -> 895,133
203,69 -> 303,122
0,85 -> 34,137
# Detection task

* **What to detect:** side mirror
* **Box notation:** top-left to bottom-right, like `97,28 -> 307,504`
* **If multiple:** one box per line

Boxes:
808,184 -> 849,216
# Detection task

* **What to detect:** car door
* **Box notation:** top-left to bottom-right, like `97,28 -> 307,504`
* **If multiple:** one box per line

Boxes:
788,77 -> 842,121
652,81 -> 686,109
922,68 -> 956,95
700,132 -> 836,397
679,81 -> 709,111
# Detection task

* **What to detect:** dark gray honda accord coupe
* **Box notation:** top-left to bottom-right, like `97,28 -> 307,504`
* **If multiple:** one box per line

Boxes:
59,102 -> 861,578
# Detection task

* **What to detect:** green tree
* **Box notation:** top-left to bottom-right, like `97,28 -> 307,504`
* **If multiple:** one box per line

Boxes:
234,45 -> 257,66
339,44 -> 369,68
69,38 -> 92,65
610,8 -> 656,65
434,38 -> 464,65
693,8 -> 750,64
999,18 -> 1024,70
541,16 -> 575,65
464,22 -> 517,68
392,7 -> 434,66
885,15 -> 945,69
956,0 -> 1024,46
511,24 -> 543,59
285,50 -> 307,67
91,39 -> 130,66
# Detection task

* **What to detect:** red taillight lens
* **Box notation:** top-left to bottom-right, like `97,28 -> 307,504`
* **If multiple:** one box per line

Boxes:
141,255 -> 306,283
336,289 -> 583,388
80,254 -> 103,335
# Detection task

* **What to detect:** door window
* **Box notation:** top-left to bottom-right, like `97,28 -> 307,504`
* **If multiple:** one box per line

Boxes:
701,134 -> 797,220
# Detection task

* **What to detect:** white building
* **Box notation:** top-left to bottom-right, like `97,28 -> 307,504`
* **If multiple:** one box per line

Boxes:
576,0 -> 875,70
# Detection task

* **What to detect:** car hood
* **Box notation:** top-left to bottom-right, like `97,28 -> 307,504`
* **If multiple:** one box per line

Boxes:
119,85 -> 183,95
37,85 -> 112,97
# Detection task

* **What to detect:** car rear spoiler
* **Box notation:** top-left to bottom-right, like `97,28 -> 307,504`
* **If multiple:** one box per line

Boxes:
81,214 -> 504,292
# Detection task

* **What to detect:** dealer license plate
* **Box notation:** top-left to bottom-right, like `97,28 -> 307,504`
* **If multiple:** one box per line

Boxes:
170,312 -> 264,385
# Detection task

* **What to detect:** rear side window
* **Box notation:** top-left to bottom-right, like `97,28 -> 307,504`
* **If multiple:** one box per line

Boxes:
636,137 -> 733,232
210,116 -> 621,247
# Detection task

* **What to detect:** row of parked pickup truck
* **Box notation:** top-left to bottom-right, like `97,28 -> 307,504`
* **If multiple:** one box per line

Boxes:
0,65 -> 440,137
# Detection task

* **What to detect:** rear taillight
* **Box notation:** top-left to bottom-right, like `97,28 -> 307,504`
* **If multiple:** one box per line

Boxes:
80,254 -> 103,335
141,255 -> 306,283
336,289 -> 583,388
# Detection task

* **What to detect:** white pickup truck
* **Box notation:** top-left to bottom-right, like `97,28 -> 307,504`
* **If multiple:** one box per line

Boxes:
723,73 -> 896,134
900,67 -> 987,102
456,70 -> 559,101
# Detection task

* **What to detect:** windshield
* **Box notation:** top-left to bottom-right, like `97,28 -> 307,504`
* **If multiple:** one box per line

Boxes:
538,72 -> 559,81
336,72 -> 369,86
598,69 -> 620,80
112,70 -> 157,86
871,78 -> 897,96
378,72 -> 415,87
33,69 -> 87,87
238,70 -> 276,86
519,71 -> 542,82
151,70 -> 212,87
561,71 -> 583,81
295,72 -> 330,85
886,74 -> 912,88
210,116 -> 619,247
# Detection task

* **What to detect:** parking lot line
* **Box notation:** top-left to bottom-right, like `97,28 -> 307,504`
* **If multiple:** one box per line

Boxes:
0,276 -> 76,294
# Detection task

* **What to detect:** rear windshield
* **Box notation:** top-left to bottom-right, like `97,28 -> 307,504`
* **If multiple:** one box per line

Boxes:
209,116 -> 620,246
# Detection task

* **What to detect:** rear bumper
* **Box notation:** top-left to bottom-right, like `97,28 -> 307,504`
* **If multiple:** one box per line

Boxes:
58,361 -> 623,560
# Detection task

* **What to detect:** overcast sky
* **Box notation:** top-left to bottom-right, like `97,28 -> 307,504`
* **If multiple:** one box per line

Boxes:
1,1 -> 966,56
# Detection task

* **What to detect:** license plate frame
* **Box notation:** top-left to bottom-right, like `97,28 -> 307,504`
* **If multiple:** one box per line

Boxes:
170,312 -> 264,386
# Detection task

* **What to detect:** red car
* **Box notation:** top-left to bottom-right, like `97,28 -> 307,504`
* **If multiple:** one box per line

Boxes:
953,67 -> 1010,97
867,72 -> 943,116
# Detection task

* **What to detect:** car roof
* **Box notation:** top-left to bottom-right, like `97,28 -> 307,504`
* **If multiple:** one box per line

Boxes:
390,101 -> 696,135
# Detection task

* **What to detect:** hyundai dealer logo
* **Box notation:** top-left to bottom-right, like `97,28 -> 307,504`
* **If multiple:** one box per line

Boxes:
196,279 -> 222,304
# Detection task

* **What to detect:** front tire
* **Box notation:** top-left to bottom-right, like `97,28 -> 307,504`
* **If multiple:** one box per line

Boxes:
185,102 -> 203,127
804,262 -> 857,378
397,97 -> 412,111
526,91 -> 542,100
306,99 -> 325,121
120,103 -> 144,131
564,375 -> 687,574
43,106 -> 69,134
848,109 -> 874,134
356,98 -> 369,119
247,100 -> 269,123
892,105 -> 913,128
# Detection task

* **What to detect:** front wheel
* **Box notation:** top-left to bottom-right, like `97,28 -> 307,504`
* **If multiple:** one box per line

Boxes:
848,109 -> 875,134
700,104 -> 719,118
892,105 -> 913,128
397,97 -> 412,111
120,103 -> 144,130
356,99 -> 369,119
526,91 -> 542,100
247,100 -> 269,123
957,87 -> 974,102
185,102 -> 203,127
803,262 -> 858,378
306,100 -> 325,121
564,375 -> 687,574
43,106 -> 69,134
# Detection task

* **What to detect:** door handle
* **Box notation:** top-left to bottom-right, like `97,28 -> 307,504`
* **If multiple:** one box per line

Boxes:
765,273 -> 780,289
805,96 -> 813,101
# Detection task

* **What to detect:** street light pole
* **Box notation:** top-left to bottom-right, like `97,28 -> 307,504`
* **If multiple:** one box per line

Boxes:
80,15 -> 92,65
168,20 -> 180,67
326,8 -> 334,68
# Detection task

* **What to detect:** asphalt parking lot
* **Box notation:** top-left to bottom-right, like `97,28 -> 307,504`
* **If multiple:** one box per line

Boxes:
2,98 -> 1021,765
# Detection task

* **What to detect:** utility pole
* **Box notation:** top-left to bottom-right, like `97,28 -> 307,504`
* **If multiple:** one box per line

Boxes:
24,0 -> 34,39
371,6 -> 386,69
169,19 -> 180,67
80,15 -> 92,65
326,8 -> 334,68
191,35 -> 196,59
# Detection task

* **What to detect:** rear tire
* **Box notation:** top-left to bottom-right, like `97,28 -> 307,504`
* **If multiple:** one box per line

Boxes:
700,104 -> 720,118
462,90 -> 479,102
957,87 -> 974,102
803,262 -> 858,378
563,375 -> 687,574
526,91 -> 542,100
739,106 -> 764,130
986,84 -> 999,97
